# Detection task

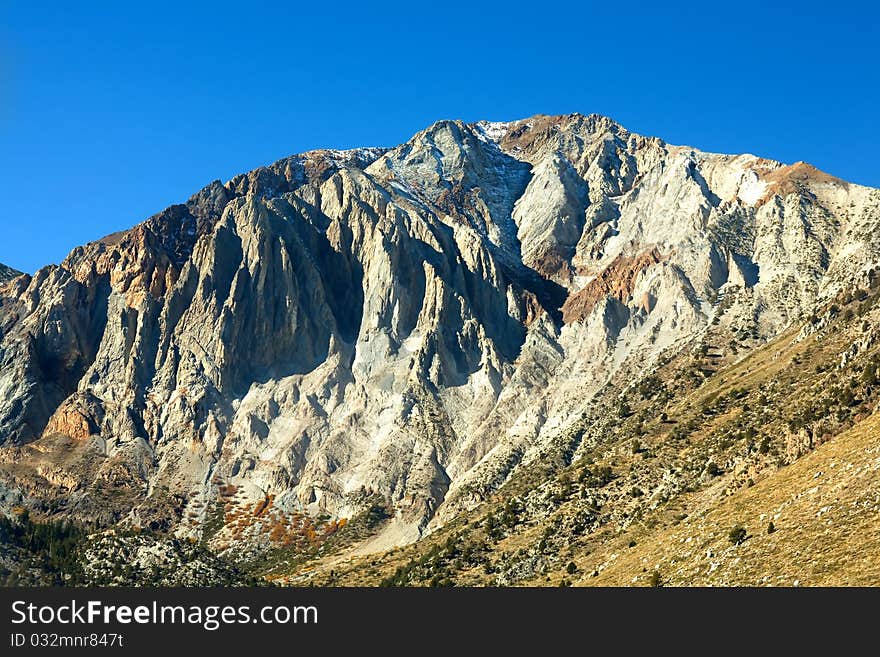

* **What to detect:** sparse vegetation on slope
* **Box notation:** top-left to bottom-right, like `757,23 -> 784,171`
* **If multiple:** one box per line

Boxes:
281,283 -> 880,586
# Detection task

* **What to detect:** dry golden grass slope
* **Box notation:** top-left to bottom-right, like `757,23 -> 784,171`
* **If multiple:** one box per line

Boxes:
585,411 -> 880,587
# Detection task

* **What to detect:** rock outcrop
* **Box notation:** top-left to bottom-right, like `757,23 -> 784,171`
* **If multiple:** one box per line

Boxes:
0,264 -> 21,284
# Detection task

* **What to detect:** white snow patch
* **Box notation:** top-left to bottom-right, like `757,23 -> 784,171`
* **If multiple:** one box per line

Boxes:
737,171 -> 768,206
474,120 -> 512,143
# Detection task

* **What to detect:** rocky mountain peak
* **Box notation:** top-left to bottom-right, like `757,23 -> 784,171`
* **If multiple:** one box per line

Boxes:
1,113 -> 878,559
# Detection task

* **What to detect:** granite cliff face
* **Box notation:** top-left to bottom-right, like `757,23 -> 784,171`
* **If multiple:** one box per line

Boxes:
0,265 -> 21,284
1,114 -> 879,551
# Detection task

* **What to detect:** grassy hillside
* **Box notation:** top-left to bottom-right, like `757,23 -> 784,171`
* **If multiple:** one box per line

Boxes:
586,410 -> 880,586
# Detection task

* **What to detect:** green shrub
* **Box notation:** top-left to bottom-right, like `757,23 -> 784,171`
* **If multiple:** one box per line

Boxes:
728,524 -> 747,545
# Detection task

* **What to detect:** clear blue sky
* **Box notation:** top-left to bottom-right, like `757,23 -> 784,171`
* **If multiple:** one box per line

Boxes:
1,1 -> 877,273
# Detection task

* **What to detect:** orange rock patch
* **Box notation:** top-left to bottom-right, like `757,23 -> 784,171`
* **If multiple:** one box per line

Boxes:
43,396 -> 101,440
757,161 -> 848,205
562,248 -> 663,323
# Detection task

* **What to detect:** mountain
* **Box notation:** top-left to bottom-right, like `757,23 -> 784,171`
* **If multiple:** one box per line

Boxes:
1,113 -> 879,585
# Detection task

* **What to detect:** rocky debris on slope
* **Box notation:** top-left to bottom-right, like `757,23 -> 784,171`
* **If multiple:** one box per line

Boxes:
1,113 -> 879,565
81,532 -> 252,586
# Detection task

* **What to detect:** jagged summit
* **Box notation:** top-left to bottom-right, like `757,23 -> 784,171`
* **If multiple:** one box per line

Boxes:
1,113 -> 878,562
53,113 -> 860,275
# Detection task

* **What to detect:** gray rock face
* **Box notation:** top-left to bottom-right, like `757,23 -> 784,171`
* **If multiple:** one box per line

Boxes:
0,265 -> 21,284
1,114 -> 879,547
